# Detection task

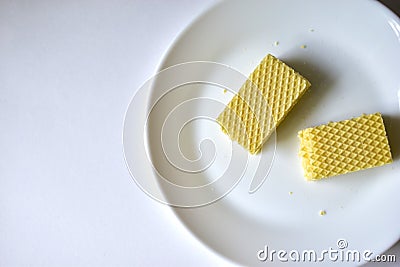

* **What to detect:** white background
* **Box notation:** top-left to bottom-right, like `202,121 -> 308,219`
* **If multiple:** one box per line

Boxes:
0,1 -> 398,266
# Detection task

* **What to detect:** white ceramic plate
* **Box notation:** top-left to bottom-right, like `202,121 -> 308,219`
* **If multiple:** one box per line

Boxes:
124,0 -> 400,265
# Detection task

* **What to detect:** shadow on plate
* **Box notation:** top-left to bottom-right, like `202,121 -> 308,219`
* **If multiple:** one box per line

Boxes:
272,55 -> 336,144
383,114 -> 400,160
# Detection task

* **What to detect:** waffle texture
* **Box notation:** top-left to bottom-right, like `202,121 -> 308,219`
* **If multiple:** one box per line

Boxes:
217,54 -> 311,154
298,113 -> 393,180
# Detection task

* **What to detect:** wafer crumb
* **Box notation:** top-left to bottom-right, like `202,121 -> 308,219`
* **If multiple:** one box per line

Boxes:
274,41 -> 279,46
289,191 -> 293,195
319,210 -> 327,216
223,89 -> 227,94
300,45 -> 307,49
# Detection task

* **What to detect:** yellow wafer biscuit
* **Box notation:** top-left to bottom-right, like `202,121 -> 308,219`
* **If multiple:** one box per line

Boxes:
298,113 -> 393,180
217,54 -> 311,154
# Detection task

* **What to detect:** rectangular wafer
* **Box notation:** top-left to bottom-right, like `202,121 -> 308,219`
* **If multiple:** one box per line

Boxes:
217,54 -> 311,154
298,113 -> 393,180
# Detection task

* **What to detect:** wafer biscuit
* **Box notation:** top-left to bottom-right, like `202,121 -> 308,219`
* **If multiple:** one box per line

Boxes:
298,113 -> 393,180
217,54 -> 311,154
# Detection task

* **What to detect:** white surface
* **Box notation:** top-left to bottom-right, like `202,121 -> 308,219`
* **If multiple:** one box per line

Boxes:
1,0 -> 399,266
0,0 -> 229,266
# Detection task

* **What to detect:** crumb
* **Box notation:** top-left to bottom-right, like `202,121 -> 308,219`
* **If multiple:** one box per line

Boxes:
274,41 -> 279,46
310,29 -> 314,32
300,45 -> 307,49
223,89 -> 227,93
289,191 -> 293,195
319,210 -> 327,216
